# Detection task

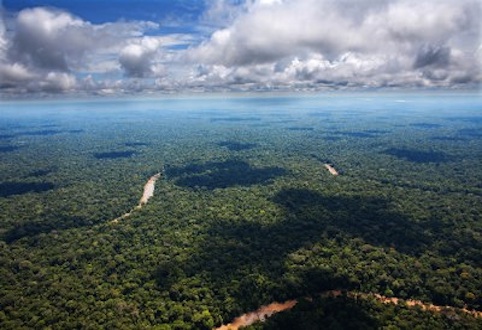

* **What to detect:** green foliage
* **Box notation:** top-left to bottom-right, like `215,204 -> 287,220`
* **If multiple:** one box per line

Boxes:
0,95 -> 481,328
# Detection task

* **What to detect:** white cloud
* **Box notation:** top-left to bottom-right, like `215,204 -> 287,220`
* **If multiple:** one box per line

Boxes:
0,62 -> 35,83
201,0 -> 246,28
1,6 -> 162,94
0,0 -> 480,96
188,0 -> 481,89
14,7 -> 88,70
39,72 -> 77,92
119,37 -> 162,77
191,0 -> 370,65
0,10 -> 8,62
13,7 -> 159,70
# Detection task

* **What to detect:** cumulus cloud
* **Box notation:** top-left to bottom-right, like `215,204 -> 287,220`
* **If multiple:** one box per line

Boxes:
0,11 -> 7,62
39,72 -> 77,92
14,7 -> 89,71
0,6 -> 161,94
188,0 -> 481,89
197,0 -> 478,64
0,0 -> 480,96
0,63 -> 35,85
119,37 -> 162,77
191,0 -> 373,65
11,7 -> 157,70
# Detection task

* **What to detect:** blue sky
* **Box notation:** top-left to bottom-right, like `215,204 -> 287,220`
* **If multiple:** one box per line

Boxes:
0,0 -> 480,97
3,0 -> 206,23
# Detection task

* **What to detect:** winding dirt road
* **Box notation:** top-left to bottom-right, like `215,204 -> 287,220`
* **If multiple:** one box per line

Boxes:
215,291 -> 481,329
216,300 -> 297,330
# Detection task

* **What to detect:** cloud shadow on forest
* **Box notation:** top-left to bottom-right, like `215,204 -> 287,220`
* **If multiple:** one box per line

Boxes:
457,128 -> 482,139
430,136 -> 467,142
217,141 -> 257,151
2,216 -> 89,244
271,189 -> 428,254
262,295 -> 378,329
0,182 -> 55,198
154,188 -> 431,315
329,130 -> 387,138
165,159 -> 287,190
0,134 -> 15,140
409,123 -> 442,129
94,150 -> 137,159
210,116 -> 262,123
446,116 -> 482,124
0,145 -> 20,153
321,135 -> 342,141
22,129 -> 62,136
286,127 -> 315,131
382,148 -> 451,163
27,169 -> 55,177
124,142 -> 150,147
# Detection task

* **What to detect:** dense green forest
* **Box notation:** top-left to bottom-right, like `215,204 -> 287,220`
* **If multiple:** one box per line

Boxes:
0,94 -> 481,329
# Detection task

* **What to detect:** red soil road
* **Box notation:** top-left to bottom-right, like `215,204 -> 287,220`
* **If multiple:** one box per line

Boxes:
216,300 -> 297,330
215,291 -> 481,329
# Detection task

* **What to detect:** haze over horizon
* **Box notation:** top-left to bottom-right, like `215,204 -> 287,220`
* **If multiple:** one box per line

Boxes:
1,0 -> 481,98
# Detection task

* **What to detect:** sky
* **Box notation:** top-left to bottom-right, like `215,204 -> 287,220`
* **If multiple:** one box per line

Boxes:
0,0 -> 480,97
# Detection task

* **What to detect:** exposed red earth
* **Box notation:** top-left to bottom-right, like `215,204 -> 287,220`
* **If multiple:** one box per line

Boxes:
216,291 -> 481,329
